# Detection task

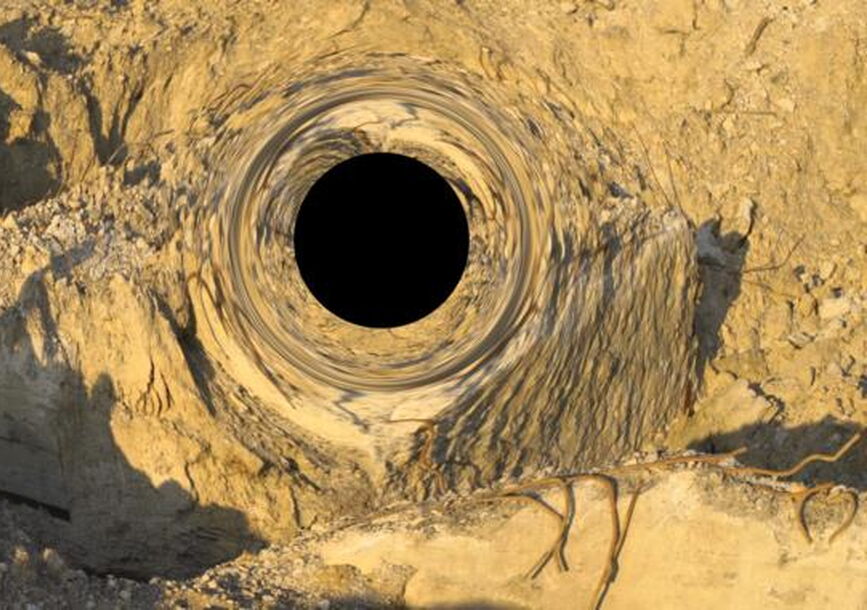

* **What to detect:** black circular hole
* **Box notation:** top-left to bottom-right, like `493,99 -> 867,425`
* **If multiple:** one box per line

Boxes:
293,153 -> 470,328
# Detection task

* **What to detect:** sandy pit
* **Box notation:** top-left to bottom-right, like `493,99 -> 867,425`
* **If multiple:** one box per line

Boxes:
0,0 -> 865,608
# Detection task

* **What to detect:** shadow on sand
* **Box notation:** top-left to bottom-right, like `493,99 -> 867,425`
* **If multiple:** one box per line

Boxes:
0,263 -> 264,579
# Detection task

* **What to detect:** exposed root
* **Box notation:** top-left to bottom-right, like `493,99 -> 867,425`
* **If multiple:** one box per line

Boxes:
726,432 -> 861,479
792,483 -> 835,543
375,428 -> 862,601
575,475 -> 620,610
828,490 -> 859,545
476,430 -> 861,605
607,446 -> 748,475
481,473 -> 637,609
485,477 -> 574,577
479,491 -> 566,578
556,479 -> 576,574
744,16 -> 774,57
590,486 -> 641,610
743,234 -> 804,274
613,489 -> 641,574
793,484 -> 860,545
390,418 -> 447,495
351,429 -> 860,608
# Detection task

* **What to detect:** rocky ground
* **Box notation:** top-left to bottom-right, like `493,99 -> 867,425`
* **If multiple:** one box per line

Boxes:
0,0 -> 865,608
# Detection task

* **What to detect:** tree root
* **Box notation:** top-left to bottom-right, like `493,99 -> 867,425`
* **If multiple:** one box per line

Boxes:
396,419 -> 861,607
389,418 -> 447,495
485,490 -> 568,578
828,490 -> 859,545
594,486 -> 641,610
726,432 -> 861,479
477,430 -> 862,608
792,484 -> 860,545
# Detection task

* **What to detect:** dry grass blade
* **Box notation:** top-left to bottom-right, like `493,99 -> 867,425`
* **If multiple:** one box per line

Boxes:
744,16 -> 774,56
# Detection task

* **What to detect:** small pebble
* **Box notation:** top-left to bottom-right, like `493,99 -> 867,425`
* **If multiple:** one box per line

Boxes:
41,548 -> 67,575
826,362 -> 845,378
819,261 -> 836,281
774,97 -> 795,112
13,547 -> 30,566
733,197 -> 756,238
70,569 -> 87,581
819,296 -> 851,320
786,331 -> 814,349
1,215 -> 19,231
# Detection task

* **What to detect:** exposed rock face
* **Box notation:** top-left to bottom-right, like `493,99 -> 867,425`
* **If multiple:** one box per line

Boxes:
0,0 -> 699,577
0,162 -> 696,579
427,209 -> 696,491
0,270 -> 296,576
0,1 -> 865,606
